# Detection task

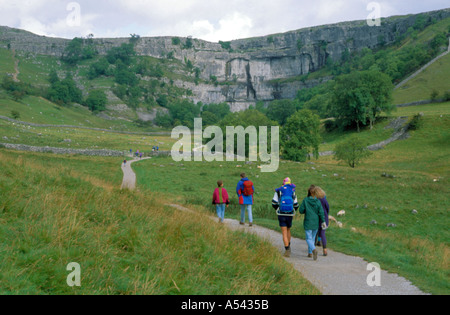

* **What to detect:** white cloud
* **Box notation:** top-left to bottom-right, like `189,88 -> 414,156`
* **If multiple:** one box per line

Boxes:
187,12 -> 253,42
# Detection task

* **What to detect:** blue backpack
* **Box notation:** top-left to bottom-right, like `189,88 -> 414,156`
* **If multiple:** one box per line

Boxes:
280,185 -> 294,213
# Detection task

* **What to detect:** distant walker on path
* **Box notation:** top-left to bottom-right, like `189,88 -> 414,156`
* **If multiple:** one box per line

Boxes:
236,173 -> 254,227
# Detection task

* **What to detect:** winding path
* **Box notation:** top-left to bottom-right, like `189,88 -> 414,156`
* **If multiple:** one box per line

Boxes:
120,157 -> 151,190
123,161 -> 428,295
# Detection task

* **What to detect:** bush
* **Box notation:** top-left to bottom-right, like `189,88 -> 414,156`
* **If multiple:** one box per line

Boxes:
11,110 -> 20,120
85,90 -> 107,112
408,113 -> 423,131
334,136 -> 372,168
1,76 -> 30,101
47,74 -> 82,105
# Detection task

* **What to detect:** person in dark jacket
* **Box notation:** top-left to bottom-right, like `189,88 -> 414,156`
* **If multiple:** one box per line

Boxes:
299,186 -> 326,260
314,186 -> 330,256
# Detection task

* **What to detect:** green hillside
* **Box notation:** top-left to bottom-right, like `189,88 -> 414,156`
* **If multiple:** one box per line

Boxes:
393,52 -> 450,104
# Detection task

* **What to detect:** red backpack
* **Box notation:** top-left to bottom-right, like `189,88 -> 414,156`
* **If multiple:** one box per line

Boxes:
242,181 -> 254,196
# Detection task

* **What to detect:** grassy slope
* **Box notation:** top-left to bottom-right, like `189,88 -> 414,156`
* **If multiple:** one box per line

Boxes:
393,53 -> 450,104
134,103 -> 450,295
0,149 -> 319,295
0,118 -> 176,152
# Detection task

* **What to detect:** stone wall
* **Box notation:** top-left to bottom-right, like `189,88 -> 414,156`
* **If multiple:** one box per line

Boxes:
0,143 -> 125,157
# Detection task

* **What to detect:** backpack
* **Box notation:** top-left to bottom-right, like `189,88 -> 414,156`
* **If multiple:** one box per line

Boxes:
242,181 -> 254,196
279,185 -> 294,213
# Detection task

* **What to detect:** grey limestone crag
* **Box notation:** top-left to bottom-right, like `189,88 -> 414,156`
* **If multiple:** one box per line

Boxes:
1,9 -> 449,109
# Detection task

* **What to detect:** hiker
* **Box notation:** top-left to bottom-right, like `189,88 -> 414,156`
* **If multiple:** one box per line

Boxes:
314,186 -> 330,256
236,173 -> 254,227
123,160 -> 127,166
272,177 -> 299,257
299,185 -> 326,261
212,180 -> 230,224
139,152 -> 143,159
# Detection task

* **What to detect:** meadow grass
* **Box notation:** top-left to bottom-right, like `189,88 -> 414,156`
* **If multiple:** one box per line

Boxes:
0,149 -> 319,295
134,104 -> 450,294
0,118 -> 175,152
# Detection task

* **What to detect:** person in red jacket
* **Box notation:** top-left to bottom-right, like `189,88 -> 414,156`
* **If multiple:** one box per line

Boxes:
212,180 -> 230,224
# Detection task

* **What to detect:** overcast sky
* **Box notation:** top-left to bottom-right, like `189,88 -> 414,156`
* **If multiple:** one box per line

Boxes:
0,0 -> 448,42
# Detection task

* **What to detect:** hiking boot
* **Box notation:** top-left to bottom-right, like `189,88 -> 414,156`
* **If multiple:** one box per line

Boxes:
249,222 -> 253,227
239,221 -> 245,226
284,248 -> 291,258
308,254 -> 313,258
313,249 -> 318,261
323,249 -> 328,256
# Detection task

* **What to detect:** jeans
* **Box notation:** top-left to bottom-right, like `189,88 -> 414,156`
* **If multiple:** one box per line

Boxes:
240,205 -> 253,223
216,204 -> 226,222
305,230 -> 318,254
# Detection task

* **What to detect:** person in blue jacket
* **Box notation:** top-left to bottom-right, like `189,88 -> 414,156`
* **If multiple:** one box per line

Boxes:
236,173 -> 254,227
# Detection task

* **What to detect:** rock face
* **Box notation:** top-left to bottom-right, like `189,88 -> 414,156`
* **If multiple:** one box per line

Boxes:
1,9 -> 449,109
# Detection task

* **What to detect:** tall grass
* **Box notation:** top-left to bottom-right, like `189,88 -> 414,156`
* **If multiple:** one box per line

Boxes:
0,149 -> 318,295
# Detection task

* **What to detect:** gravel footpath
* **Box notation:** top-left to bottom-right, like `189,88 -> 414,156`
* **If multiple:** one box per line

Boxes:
223,219 -> 427,295
120,157 -> 151,190
167,205 -> 427,295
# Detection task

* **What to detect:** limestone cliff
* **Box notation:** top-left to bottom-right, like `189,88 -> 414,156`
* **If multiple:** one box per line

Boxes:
1,8 -> 449,110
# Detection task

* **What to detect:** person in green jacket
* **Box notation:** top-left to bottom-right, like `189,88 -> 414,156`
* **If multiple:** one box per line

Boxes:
299,185 -> 326,261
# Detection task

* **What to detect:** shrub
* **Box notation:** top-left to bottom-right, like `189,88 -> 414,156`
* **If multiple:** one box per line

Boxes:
10,110 -> 20,120
408,113 -> 424,131
85,90 -> 107,112
334,136 -> 372,168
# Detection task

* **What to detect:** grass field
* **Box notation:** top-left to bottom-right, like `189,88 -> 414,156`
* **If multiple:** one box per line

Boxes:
0,118 -> 175,152
133,103 -> 450,295
0,149 -> 319,295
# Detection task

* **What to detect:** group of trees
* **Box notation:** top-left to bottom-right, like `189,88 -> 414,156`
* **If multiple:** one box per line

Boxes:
331,70 -> 394,132
1,76 -> 34,101
47,70 -> 106,112
62,35 -> 98,66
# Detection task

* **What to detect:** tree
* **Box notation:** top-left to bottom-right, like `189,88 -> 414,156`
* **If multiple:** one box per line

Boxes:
219,109 -> 278,157
62,38 -> 83,65
85,90 -> 107,112
62,37 -> 97,65
47,73 -> 82,105
48,70 -> 60,85
266,99 -> 297,126
202,102 -> 231,119
281,109 -> 321,162
334,136 -> 372,168
106,43 -> 136,65
331,70 -> 393,132
168,99 -> 201,129
87,58 -> 110,79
